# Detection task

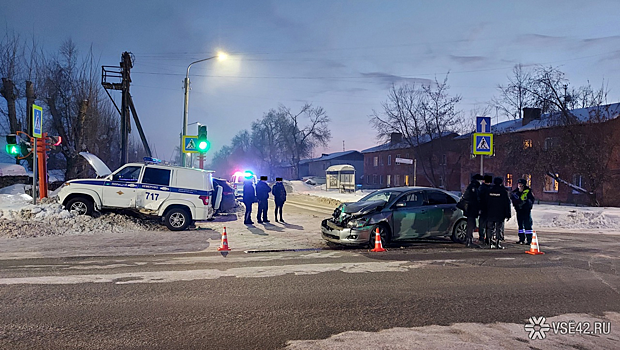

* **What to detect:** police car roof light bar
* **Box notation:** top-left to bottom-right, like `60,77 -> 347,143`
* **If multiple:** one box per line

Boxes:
143,157 -> 162,164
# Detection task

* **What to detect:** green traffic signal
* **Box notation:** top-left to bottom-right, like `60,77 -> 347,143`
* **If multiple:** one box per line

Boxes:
5,144 -> 20,156
197,125 -> 209,153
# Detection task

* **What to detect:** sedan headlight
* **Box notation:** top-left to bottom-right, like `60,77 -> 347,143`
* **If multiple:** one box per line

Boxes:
347,218 -> 370,228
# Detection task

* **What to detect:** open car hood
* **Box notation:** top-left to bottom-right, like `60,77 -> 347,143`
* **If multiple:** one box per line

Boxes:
79,152 -> 112,177
342,200 -> 385,215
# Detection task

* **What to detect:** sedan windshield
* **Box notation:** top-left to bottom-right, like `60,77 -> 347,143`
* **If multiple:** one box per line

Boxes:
359,190 -> 402,203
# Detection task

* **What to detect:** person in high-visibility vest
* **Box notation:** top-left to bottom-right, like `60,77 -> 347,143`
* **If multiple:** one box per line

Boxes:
511,178 -> 536,245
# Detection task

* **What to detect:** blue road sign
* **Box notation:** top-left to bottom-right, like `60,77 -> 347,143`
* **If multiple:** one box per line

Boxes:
476,116 -> 491,133
33,104 -> 43,138
182,135 -> 199,153
473,133 -> 493,155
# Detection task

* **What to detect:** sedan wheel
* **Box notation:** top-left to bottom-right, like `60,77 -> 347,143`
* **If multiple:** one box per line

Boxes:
451,220 -> 467,243
369,224 -> 389,248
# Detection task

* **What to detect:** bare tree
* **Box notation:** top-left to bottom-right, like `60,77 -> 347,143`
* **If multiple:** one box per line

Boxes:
251,109 -> 287,179
371,75 -> 462,187
0,31 -> 24,135
492,64 -> 535,120
279,104 -> 331,179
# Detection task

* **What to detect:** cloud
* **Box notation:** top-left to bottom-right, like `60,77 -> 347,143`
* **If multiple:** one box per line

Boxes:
514,34 -> 567,47
360,72 -> 433,87
449,55 -> 487,65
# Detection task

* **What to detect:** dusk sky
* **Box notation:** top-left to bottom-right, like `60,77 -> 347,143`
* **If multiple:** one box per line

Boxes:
2,0 -> 620,162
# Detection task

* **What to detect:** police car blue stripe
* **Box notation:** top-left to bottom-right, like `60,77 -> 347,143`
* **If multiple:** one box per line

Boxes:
69,180 -> 212,196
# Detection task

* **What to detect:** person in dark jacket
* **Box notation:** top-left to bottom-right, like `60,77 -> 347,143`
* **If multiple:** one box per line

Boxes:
483,177 -> 512,249
462,174 -> 484,248
477,174 -> 493,245
255,176 -> 271,223
242,178 -> 257,225
271,177 -> 287,222
511,178 -> 536,245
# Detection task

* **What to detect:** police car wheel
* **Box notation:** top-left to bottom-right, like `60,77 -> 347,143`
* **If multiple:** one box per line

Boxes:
66,196 -> 94,216
164,208 -> 191,231
451,219 -> 467,243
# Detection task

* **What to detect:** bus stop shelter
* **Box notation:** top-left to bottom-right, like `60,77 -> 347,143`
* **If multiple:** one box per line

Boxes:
325,164 -> 356,192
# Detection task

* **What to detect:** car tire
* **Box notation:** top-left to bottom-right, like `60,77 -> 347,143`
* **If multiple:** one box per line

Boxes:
164,208 -> 191,231
451,219 -> 467,243
368,223 -> 390,248
66,196 -> 94,216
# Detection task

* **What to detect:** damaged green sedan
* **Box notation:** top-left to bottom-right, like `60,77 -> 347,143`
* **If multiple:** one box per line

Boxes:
321,187 -> 467,247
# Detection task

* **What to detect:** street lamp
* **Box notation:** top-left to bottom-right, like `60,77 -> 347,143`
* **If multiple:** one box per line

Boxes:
180,51 -> 227,167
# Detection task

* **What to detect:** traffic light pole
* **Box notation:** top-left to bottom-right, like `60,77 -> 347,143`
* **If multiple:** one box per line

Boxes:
199,154 -> 205,170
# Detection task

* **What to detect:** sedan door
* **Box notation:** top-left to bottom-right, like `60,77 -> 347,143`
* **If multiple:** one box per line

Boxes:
390,191 -> 428,240
424,190 -> 458,236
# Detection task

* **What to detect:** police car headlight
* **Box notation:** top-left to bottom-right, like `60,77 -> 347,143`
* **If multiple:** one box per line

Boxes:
347,218 -> 369,228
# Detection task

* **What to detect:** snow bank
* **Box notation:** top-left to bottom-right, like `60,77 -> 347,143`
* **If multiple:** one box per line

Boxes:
0,194 -> 164,238
0,163 -> 27,176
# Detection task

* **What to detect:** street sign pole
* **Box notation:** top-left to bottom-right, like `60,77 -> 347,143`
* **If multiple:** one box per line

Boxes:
32,137 -> 37,204
32,104 -> 43,205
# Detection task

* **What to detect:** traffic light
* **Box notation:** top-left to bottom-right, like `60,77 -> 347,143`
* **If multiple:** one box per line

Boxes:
5,134 -> 20,156
197,125 -> 210,153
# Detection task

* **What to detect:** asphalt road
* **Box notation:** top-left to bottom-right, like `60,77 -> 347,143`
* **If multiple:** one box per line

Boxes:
1,226 -> 619,349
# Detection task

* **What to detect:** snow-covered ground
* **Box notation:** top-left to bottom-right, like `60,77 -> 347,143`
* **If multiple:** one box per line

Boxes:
289,181 -> 620,235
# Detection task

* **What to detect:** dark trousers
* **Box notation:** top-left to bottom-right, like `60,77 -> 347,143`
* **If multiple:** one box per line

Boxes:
516,210 -> 533,243
466,216 -> 477,242
486,221 -> 504,242
274,202 -> 284,221
243,201 -> 253,223
478,216 -> 487,241
257,199 -> 268,221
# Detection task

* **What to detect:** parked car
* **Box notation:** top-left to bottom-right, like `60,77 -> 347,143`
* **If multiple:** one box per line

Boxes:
212,178 -> 236,213
321,186 -> 467,247
58,152 -> 220,231
230,171 -> 257,197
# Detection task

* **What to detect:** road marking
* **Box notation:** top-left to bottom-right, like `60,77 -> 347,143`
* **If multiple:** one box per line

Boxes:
0,261 -> 431,285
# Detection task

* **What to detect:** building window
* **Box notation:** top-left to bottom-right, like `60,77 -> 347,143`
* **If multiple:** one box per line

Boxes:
388,155 -> 392,166
439,175 -> 444,188
523,174 -> 532,187
544,137 -> 559,150
373,174 -> 377,184
380,175 -> 383,185
544,174 -> 559,193
373,156 -> 378,167
395,175 -> 400,186
572,174 -> 583,194
523,139 -> 533,149
441,154 -> 447,165
396,154 -> 400,166
380,156 -> 384,166
405,175 -> 410,186
387,175 -> 391,187
505,173 -> 513,188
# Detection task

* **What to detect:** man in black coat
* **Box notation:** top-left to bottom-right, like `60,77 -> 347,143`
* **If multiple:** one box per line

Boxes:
478,174 -> 493,245
271,177 -> 287,222
462,174 -> 484,248
482,177 -> 512,249
242,179 -> 256,225
255,176 -> 271,223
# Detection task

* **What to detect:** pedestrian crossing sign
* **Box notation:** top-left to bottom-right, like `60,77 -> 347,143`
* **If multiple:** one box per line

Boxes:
473,133 -> 493,155
182,135 -> 199,153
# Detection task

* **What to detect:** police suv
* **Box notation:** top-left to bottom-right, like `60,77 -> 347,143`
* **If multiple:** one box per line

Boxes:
58,152 -> 218,231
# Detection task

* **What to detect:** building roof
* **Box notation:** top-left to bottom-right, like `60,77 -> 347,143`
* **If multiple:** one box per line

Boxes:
299,150 -> 362,165
457,102 -> 620,139
361,132 -> 456,153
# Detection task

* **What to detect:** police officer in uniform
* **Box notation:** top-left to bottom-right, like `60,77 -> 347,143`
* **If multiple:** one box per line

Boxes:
478,174 -> 493,245
511,178 -> 535,244
483,177 -> 512,249
242,178 -> 256,225
463,174 -> 484,248
255,176 -> 271,223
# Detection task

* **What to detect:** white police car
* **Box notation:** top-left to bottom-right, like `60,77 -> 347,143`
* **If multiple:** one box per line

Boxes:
58,152 -> 218,231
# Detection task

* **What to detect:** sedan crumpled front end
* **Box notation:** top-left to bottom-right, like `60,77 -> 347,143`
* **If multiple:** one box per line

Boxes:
320,202 -> 380,245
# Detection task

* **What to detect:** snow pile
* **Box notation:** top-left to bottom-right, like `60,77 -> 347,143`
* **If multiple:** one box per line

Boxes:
0,194 -> 165,238
289,180 -> 371,204
0,163 -> 27,176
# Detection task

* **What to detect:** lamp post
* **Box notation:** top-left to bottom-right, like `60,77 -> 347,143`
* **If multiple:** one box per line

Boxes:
181,52 -> 227,167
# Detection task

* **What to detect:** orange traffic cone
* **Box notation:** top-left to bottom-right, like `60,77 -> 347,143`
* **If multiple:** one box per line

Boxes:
370,227 -> 386,252
525,231 -> 544,255
217,226 -> 231,251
